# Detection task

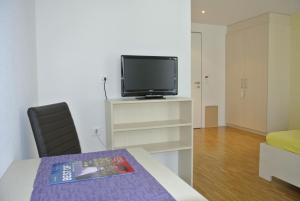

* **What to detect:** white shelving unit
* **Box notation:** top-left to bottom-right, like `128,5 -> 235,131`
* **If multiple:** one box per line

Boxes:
106,97 -> 193,184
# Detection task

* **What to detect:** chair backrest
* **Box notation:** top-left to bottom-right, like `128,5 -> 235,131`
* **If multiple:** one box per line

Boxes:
27,102 -> 81,157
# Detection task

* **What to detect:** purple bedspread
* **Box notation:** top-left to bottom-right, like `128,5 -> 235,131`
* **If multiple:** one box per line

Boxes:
30,149 -> 175,201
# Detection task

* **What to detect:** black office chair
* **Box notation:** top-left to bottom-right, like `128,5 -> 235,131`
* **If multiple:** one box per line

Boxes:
27,102 -> 81,157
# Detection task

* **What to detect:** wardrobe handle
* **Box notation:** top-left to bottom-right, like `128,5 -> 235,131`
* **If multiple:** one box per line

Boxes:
240,78 -> 248,89
241,79 -> 245,89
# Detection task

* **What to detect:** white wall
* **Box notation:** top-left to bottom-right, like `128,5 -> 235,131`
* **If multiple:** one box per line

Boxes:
0,0 -> 38,177
191,23 -> 226,127
36,0 -> 191,152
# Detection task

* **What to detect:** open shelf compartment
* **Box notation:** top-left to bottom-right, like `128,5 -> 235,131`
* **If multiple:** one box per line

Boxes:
114,141 -> 192,154
113,119 -> 192,131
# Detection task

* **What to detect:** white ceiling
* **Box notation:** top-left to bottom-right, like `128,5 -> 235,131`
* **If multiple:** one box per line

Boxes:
192,0 -> 300,25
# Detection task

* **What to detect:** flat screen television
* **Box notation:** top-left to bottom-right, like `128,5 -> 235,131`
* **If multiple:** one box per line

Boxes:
121,55 -> 178,99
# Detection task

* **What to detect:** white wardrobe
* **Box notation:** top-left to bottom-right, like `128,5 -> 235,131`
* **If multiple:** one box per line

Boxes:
226,13 -> 290,134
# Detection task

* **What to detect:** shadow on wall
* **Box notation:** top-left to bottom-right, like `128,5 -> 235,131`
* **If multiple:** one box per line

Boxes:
19,108 -> 38,159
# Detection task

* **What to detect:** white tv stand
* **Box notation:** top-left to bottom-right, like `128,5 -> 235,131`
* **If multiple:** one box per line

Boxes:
105,97 -> 193,184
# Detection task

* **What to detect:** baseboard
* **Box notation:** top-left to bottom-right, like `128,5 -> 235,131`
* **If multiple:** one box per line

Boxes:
226,123 -> 267,136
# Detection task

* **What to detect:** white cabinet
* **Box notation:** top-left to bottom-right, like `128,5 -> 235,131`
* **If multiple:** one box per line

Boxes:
226,13 -> 290,134
106,97 -> 193,184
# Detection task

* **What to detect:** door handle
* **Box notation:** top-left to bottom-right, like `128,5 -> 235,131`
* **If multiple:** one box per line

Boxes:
194,81 -> 200,84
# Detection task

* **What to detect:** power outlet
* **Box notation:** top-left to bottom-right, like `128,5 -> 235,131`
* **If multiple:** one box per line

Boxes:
92,127 -> 106,148
100,75 -> 108,83
93,127 -> 103,136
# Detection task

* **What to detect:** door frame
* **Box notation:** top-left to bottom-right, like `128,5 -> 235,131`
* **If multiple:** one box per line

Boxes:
191,31 -> 203,128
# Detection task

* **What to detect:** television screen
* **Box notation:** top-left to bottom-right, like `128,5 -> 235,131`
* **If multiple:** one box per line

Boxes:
121,55 -> 178,98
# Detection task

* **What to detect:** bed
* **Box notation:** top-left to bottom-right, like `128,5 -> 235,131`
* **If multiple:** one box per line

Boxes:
259,130 -> 300,187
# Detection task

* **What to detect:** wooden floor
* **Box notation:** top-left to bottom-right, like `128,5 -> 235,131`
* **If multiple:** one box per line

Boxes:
193,127 -> 300,201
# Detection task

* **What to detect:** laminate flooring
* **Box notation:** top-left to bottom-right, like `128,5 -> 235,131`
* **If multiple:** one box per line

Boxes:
193,127 -> 300,201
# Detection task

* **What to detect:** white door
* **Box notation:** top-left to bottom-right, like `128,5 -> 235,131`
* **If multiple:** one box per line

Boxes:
191,32 -> 202,128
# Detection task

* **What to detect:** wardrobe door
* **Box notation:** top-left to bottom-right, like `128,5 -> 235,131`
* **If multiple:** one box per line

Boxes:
226,30 -> 245,127
243,24 -> 268,132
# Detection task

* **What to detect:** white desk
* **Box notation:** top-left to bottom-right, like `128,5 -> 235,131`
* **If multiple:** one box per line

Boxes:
0,148 -> 207,201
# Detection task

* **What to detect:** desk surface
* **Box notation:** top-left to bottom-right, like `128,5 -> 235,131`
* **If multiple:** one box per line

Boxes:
0,148 -> 207,201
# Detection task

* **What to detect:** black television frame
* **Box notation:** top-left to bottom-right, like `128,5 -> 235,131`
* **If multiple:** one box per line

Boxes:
121,55 -> 178,99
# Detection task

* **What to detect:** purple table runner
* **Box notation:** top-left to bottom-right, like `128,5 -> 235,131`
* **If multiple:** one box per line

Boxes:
30,149 -> 176,201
